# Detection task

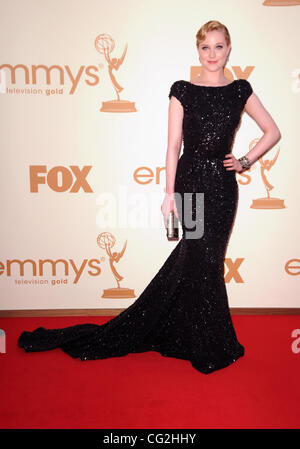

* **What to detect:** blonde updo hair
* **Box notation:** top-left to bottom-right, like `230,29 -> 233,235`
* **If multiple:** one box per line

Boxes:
196,20 -> 231,48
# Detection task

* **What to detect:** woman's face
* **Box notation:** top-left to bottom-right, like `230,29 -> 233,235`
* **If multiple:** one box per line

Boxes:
197,30 -> 231,71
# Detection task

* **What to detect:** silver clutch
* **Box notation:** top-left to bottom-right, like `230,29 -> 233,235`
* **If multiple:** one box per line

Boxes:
166,211 -> 179,241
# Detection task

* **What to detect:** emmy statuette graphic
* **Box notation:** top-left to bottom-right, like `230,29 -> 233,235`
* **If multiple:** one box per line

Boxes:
263,0 -> 300,6
97,232 -> 136,299
95,34 -> 137,113
247,139 -> 285,209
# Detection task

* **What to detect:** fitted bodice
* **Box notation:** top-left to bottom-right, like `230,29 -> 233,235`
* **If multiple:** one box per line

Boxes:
168,79 -> 253,160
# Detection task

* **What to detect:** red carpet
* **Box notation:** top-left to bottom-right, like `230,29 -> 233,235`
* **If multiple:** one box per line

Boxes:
0,315 -> 299,429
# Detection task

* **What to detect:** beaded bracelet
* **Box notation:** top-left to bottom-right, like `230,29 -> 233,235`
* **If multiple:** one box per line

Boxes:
238,156 -> 251,170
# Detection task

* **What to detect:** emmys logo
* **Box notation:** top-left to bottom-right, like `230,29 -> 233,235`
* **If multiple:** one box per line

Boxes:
0,329 -> 6,354
97,232 -> 136,299
291,329 -> 300,354
29,165 -> 93,193
291,69 -> 300,93
132,156 -> 286,211
0,63 -> 99,95
263,0 -> 300,6
1,258 -> 102,284
95,34 -> 137,113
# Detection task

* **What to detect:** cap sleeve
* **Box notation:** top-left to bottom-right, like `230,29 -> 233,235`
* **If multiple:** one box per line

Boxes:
241,79 -> 253,107
168,80 -> 186,108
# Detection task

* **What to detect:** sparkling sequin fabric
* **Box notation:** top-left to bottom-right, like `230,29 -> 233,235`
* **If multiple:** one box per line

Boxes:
18,78 -> 253,374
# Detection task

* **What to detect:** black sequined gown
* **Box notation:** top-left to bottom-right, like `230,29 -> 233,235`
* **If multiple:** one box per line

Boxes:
18,78 -> 253,374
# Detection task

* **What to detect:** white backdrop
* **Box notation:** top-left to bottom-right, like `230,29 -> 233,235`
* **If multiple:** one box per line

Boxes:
0,0 -> 299,311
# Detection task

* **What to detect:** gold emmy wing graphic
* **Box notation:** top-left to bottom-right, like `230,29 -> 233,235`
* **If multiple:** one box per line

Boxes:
247,139 -> 285,209
263,0 -> 300,6
95,34 -> 137,113
97,232 -> 136,299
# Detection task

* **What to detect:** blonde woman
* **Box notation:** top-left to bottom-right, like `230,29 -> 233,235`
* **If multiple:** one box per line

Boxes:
18,21 -> 281,374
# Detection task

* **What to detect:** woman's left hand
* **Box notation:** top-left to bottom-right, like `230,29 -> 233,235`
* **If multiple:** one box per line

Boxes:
223,154 -> 243,173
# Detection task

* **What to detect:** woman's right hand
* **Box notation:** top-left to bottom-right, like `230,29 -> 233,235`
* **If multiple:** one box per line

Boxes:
161,192 -> 179,228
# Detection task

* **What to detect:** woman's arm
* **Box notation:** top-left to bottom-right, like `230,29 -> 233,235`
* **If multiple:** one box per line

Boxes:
243,92 -> 282,164
165,96 -> 184,194
161,95 -> 183,224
